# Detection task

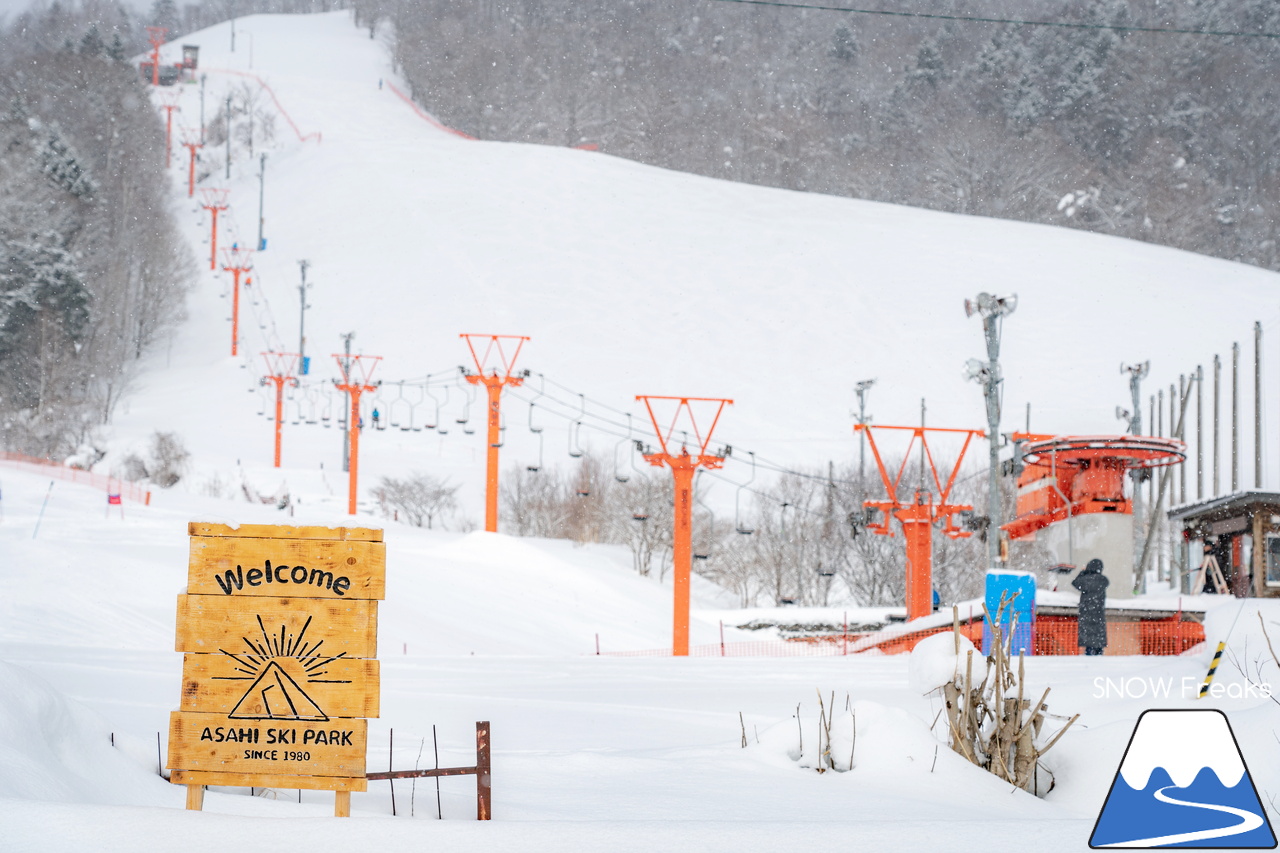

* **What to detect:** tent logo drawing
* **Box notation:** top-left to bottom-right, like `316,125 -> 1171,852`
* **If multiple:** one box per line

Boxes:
214,615 -> 350,721
1090,709 -> 1276,849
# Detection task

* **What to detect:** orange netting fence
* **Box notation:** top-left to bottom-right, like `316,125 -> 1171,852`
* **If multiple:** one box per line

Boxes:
0,452 -> 152,504
602,616 -> 1204,658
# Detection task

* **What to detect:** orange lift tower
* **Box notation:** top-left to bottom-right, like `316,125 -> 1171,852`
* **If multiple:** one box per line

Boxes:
261,351 -> 300,467
637,395 -> 733,656
199,188 -> 229,271
220,246 -> 254,357
145,26 -> 166,86
856,423 -> 984,621
180,128 -> 203,198
333,350 -> 382,515
461,334 -> 529,533
157,91 -> 180,168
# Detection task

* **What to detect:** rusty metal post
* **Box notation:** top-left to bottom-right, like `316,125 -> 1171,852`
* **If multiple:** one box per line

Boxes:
476,721 -> 491,821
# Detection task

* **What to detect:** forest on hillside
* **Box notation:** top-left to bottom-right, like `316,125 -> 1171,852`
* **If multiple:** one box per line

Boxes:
0,0 -> 333,457
0,3 -> 196,457
354,0 -> 1280,275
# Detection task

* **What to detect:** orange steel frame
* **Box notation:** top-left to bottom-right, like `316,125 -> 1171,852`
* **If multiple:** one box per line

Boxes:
461,334 -> 529,533
200,190 -> 229,271
145,26 -> 166,86
334,353 -> 382,515
158,96 -> 180,168
261,352 -> 300,468
221,248 -> 253,357
637,395 -> 733,656
1002,433 -> 1185,541
180,133 -> 203,198
857,424 -> 983,622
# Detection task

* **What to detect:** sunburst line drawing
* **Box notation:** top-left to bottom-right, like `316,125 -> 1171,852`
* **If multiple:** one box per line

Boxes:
209,613 -> 351,721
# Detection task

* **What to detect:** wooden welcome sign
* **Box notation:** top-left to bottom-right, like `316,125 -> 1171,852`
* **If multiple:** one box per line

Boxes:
167,522 -> 385,817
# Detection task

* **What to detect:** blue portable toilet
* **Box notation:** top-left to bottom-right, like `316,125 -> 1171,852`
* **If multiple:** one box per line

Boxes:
982,570 -> 1036,656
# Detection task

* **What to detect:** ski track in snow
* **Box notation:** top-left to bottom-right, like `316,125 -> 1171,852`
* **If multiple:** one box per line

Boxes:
1101,785 -> 1264,848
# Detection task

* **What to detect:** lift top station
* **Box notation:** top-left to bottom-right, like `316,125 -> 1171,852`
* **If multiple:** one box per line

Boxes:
1002,433 -> 1185,596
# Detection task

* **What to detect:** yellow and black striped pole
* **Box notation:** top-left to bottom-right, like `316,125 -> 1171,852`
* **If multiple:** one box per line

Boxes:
1198,641 -> 1226,699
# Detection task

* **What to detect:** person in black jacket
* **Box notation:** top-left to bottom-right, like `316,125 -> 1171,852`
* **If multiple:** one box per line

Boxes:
1073,558 -> 1110,655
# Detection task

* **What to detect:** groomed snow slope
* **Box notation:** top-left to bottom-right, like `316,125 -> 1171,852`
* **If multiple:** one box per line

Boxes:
115,10 -> 1280,526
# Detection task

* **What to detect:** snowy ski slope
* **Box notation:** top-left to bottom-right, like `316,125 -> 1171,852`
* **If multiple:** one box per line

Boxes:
2,11 -> 1280,851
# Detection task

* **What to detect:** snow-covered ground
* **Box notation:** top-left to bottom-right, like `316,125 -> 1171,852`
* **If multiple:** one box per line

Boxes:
4,10 -> 1280,851
5,461 -> 1280,852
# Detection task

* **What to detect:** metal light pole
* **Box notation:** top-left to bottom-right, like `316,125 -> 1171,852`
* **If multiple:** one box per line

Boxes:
1255,321 -> 1262,488
225,94 -> 232,179
1232,342 -> 1240,492
855,379 -> 875,496
339,332 -> 354,472
1121,361 -> 1149,562
257,153 -> 267,250
1196,364 -> 1204,500
965,292 -> 1017,567
297,260 -> 311,371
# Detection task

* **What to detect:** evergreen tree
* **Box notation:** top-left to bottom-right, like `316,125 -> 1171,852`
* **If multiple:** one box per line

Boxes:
37,121 -> 98,201
149,0 -> 180,35
79,23 -> 104,57
830,26 -> 858,64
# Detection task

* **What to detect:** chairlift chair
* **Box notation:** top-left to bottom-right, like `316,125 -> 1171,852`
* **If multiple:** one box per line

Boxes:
424,384 -> 447,430
613,414 -> 634,482
567,394 -> 586,458
304,387 -> 319,424
526,402 -> 544,471
388,381 -> 406,430
455,373 -> 477,434
408,383 -> 426,431
568,421 -> 584,458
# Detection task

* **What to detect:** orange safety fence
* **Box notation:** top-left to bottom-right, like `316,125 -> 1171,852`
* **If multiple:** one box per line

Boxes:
602,616 -> 1204,658
384,81 -> 476,140
205,68 -> 322,143
0,452 -> 152,505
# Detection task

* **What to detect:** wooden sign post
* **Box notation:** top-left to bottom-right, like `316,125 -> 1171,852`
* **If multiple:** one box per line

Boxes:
168,523 -> 385,817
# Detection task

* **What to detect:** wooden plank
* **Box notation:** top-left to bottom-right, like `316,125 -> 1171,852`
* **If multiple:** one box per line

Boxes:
168,711 -> 367,779
187,537 -> 385,600
335,790 -> 351,817
175,595 -> 378,658
185,783 -> 204,810
180,654 -> 379,719
171,769 -> 367,792
189,522 -> 382,542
